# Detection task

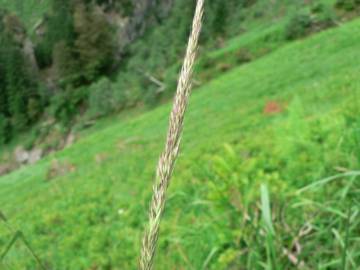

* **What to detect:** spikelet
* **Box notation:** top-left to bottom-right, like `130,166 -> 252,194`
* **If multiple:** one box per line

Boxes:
139,1 -> 205,269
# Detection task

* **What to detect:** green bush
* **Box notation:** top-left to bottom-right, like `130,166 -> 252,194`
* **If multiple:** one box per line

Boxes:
113,73 -> 142,108
314,5 -> 337,29
285,6 -> 337,41
87,77 -> 125,119
335,0 -> 360,11
48,87 -> 88,126
190,97 -> 360,268
285,12 -> 313,40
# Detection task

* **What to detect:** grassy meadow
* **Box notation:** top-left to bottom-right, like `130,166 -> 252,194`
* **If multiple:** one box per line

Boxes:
0,0 -> 49,32
1,2 -> 360,270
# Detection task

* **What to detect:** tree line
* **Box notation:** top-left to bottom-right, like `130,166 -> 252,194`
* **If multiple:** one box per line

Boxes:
0,0 -> 257,145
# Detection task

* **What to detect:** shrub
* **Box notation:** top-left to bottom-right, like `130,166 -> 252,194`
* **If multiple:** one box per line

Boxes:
335,0 -> 360,11
88,78 -> 116,118
199,143 -> 287,268
236,48 -> 253,64
49,87 -> 88,126
311,2 -> 325,14
285,13 -> 313,40
285,5 -> 338,41
314,5 -> 337,29
113,73 -> 141,108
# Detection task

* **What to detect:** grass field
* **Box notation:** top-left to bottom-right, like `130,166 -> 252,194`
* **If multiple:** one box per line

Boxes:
0,0 -> 49,32
0,12 -> 360,270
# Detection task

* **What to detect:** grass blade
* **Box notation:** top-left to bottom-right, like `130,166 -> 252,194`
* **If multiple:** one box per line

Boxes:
260,184 -> 278,270
341,204 -> 351,270
297,171 -> 360,194
261,184 -> 275,235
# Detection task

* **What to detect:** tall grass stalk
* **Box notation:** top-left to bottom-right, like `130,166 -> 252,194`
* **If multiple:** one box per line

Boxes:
0,212 -> 46,269
139,1 -> 205,269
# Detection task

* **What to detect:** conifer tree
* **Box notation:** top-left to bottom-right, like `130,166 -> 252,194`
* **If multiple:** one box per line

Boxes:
0,9 -> 41,137
73,2 -> 115,82
5,46 -> 30,131
35,0 -> 74,68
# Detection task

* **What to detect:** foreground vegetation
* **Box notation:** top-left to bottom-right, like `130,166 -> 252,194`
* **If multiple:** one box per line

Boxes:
0,13 -> 359,269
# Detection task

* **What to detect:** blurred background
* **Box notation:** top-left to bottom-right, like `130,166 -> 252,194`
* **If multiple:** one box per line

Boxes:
0,0 -> 359,269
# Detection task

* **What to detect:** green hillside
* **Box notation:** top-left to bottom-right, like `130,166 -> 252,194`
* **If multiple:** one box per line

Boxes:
0,13 -> 359,269
0,0 -> 49,31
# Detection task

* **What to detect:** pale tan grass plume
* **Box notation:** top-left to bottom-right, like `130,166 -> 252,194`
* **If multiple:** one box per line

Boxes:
139,0 -> 205,269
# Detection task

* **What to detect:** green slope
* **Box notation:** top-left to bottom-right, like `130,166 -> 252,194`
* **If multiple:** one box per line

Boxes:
0,18 -> 360,269
0,0 -> 49,31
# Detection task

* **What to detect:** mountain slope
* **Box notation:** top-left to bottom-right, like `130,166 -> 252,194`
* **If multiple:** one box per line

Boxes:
0,18 -> 359,269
